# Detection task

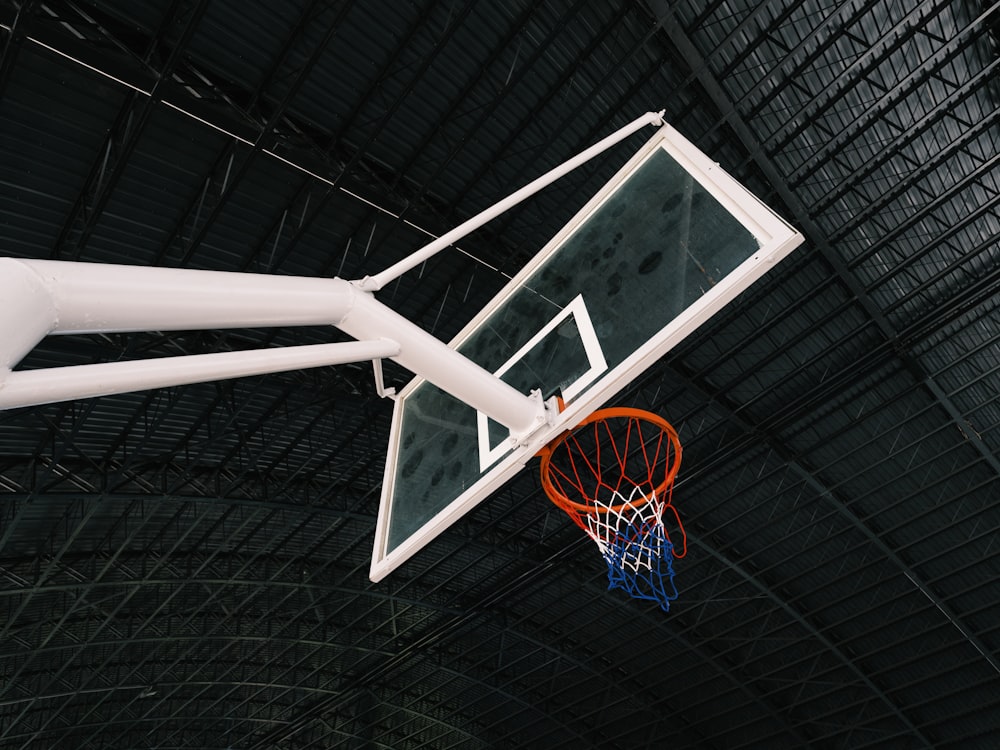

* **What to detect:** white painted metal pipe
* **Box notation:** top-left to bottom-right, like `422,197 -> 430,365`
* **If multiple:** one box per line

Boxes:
16,258 -> 355,334
0,115 -> 668,423
355,111 -> 665,292
0,258 -> 544,432
0,340 -> 400,410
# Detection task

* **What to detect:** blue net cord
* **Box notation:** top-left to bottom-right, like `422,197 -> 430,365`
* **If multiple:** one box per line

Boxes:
585,491 -> 680,612
601,525 -> 678,612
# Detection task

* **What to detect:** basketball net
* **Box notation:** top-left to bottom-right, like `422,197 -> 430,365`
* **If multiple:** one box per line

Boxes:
539,408 -> 685,611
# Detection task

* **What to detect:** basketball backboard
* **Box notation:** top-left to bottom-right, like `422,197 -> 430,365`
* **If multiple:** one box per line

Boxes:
370,123 -> 804,581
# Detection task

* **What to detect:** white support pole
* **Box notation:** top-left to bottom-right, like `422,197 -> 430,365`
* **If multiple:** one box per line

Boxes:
0,115 -> 668,425
0,258 -> 546,434
354,110 -> 665,292
13,258 -> 355,333
0,341 -> 400,410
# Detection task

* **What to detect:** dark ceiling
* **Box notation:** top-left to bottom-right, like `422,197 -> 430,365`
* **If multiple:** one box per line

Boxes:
2,1 -> 1000,748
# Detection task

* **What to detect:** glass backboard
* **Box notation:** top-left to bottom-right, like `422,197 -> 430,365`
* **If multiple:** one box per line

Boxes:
370,124 -> 803,581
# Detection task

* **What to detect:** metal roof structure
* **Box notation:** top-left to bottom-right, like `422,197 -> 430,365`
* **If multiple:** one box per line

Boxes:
1,1 -> 999,747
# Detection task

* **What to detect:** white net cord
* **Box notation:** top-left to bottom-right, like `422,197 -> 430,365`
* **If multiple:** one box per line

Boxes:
584,487 -> 679,611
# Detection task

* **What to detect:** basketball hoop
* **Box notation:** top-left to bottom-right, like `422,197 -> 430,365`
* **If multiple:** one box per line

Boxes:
538,407 -> 685,611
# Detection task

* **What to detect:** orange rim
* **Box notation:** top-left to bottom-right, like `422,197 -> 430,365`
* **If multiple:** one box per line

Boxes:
538,407 -> 682,516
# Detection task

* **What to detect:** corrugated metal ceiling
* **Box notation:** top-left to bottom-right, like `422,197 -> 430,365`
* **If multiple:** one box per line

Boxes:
1,0 -> 999,748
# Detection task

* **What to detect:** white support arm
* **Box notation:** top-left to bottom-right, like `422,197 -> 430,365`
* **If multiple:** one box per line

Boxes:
354,110 -> 665,292
0,113 -> 667,426
0,340 -> 400,410
0,258 -> 546,435
12,258 -> 355,333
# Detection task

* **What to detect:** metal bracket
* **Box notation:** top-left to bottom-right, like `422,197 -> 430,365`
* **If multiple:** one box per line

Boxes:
372,357 -> 396,400
508,390 -> 561,447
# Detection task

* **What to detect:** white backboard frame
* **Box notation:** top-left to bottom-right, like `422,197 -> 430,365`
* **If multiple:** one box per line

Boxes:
370,123 -> 804,582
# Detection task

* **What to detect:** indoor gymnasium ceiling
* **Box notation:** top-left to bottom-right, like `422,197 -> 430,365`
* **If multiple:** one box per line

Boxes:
1,1 -> 999,748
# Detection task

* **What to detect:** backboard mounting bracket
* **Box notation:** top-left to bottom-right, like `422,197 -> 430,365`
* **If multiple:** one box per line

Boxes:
372,358 -> 397,400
